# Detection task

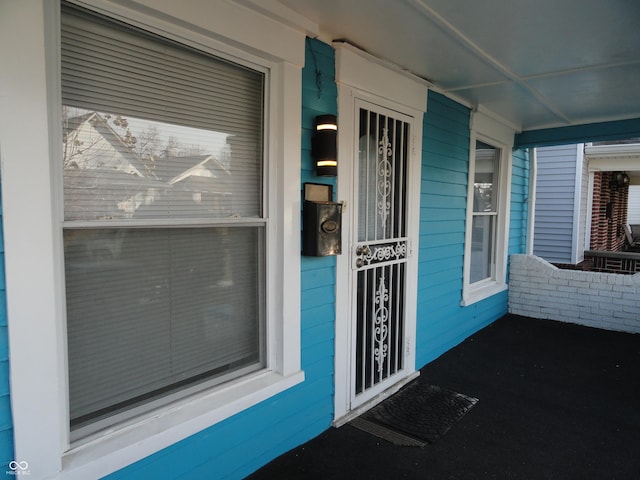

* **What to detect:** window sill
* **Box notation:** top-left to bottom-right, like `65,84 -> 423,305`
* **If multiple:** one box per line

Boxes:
461,281 -> 507,306
60,369 -> 305,479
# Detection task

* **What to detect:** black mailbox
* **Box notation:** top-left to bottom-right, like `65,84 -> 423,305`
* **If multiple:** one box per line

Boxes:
302,183 -> 342,256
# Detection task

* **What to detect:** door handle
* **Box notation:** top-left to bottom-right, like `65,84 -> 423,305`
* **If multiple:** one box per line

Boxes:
354,245 -> 371,270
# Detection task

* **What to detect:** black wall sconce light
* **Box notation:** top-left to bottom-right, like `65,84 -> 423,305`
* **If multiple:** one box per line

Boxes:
610,171 -> 630,191
312,114 -> 337,176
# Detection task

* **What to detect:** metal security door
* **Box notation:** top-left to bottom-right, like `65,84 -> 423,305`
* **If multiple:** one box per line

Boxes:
351,103 -> 412,405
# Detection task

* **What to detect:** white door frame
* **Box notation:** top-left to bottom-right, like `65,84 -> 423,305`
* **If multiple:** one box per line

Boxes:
333,43 -> 429,423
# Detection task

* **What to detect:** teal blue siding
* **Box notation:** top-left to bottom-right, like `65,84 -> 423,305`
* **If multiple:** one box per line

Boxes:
106,37 -> 337,480
0,34 -> 533,479
302,37 -> 338,190
510,148 -> 530,257
0,179 -> 14,471
416,92 -> 529,369
417,91 -> 473,368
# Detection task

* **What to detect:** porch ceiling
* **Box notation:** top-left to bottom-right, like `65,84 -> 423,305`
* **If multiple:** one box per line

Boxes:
275,0 -> 640,134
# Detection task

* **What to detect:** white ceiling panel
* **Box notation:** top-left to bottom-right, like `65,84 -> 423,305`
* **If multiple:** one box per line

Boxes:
451,83 -> 564,130
280,0 -> 509,88
415,0 -> 640,77
526,64 -> 640,122
274,0 -> 640,132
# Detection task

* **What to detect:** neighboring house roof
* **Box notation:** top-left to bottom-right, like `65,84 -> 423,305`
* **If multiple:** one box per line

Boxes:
585,141 -> 640,184
64,112 -> 151,177
63,112 -> 236,220
593,138 -> 640,146
159,154 -> 228,182
64,112 -> 204,219
163,154 -> 231,194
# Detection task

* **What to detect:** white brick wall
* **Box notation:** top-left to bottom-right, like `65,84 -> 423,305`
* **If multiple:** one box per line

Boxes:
508,254 -> 640,333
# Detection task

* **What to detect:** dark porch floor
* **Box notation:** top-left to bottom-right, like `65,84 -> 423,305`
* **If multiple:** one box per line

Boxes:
247,314 -> 640,480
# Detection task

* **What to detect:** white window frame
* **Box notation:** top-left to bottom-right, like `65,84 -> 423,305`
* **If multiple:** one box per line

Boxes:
1,1 -> 304,479
461,110 -> 514,306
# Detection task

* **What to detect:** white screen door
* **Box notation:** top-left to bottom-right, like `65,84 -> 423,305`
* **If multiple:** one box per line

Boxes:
349,101 -> 416,407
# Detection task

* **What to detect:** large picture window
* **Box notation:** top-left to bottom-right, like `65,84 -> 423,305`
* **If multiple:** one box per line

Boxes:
3,1 -> 302,476
62,3 -> 266,435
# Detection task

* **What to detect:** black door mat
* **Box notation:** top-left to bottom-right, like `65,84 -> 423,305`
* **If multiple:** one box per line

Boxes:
351,382 -> 478,447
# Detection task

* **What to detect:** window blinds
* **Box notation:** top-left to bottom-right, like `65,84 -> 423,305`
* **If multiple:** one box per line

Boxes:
61,4 -> 264,221
65,227 -> 263,427
61,3 -> 265,431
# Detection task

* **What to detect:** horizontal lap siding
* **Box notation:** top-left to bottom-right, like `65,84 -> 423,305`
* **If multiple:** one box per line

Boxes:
628,186 -> 640,223
533,145 -> 578,263
510,148 -> 530,257
416,92 -> 526,368
106,38 -> 336,480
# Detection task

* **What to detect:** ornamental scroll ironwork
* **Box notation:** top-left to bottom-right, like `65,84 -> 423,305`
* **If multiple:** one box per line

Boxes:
373,274 -> 389,373
376,127 -> 393,234
354,240 -> 408,269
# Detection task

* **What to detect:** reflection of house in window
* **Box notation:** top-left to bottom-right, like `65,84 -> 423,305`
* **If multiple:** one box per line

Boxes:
63,111 -> 163,220
63,111 -> 235,219
141,154 -> 232,218
63,112 -> 144,174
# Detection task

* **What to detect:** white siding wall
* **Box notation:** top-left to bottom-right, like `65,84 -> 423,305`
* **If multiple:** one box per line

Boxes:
628,185 -> 640,224
533,144 -> 581,263
509,255 -> 640,334
575,148 -> 589,262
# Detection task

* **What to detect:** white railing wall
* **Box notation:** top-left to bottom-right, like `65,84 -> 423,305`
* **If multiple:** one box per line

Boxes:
508,254 -> 640,333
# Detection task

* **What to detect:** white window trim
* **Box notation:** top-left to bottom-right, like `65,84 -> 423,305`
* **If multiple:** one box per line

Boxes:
461,109 -> 514,306
0,1 -> 304,479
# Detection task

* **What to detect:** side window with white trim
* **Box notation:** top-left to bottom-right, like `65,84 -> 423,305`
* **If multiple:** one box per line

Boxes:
469,140 -> 500,284
462,113 -> 513,306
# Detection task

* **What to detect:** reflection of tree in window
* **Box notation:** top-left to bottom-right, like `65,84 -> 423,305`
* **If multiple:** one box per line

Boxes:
62,107 -> 235,220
